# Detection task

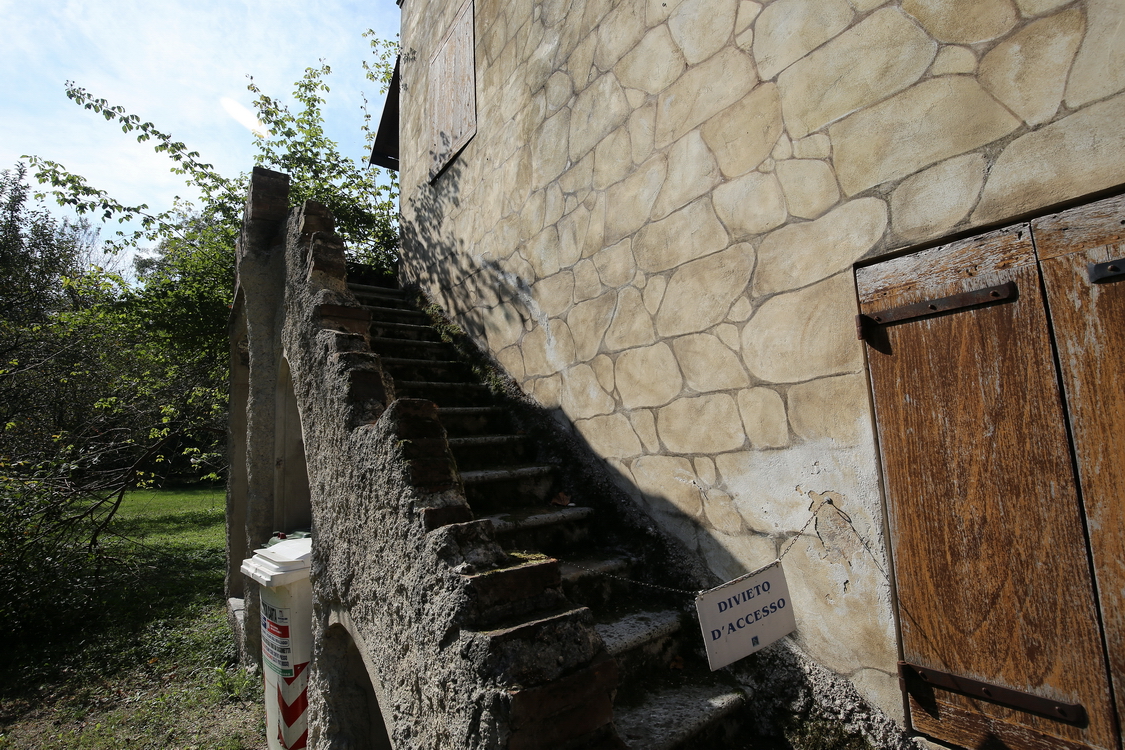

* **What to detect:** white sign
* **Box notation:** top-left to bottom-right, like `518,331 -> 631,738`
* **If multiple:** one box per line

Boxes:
695,560 -> 796,671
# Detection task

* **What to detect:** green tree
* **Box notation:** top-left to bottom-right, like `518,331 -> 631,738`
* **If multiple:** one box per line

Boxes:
3,37 -> 400,645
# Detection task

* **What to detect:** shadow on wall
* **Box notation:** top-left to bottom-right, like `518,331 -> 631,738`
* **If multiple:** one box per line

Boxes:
397,161 -> 906,749
401,158 -> 738,592
399,196 -> 903,747
402,159 -> 537,350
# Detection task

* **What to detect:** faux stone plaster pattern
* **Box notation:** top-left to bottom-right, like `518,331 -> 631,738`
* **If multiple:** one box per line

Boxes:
713,171 -> 788,238
668,0 -> 740,66
778,8 -> 936,139
978,8 -> 1084,126
655,244 -> 755,337
1064,0 -> 1125,107
398,0 -> 1125,727
673,333 -> 751,392
631,454 -> 704,518
655,48 -> 757,148
615,25 -> 686,94
929,45 -> 977,75
973,92 -> 1125,223
737,388 -> 789,449
753,198 -> 886,296
605,287 -> 657,351
891,153 -> 986,241
831,77 -> 1021,196
701,83 -> 783,177
653,130 -> 721,220
632,197 -> 728,273
741,274 -> 864,383
657,393 -> 746,454
774,159 -> 840,220
753,0 -> 854,81
576,412 -> 644,458
901,0 -> 1019,44
614,343 -> 683,409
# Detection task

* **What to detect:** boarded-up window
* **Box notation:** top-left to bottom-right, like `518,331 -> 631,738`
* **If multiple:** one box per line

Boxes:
856,193 -> 1125,750
428,0 -> 476,181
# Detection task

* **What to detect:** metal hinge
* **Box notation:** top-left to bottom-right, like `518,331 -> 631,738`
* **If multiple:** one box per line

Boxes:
857,281 -> 1017,340
898,661 -> 1086,725
1088,258 -> 1125,284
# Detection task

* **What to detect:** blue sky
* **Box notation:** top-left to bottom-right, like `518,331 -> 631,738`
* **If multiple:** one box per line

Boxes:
1,0 -> 400,249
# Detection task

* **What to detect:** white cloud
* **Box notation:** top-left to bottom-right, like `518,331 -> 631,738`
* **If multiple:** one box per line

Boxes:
1,0 -> 400,232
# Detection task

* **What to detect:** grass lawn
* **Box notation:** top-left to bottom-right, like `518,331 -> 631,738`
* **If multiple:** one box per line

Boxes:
0,485 -> 266,750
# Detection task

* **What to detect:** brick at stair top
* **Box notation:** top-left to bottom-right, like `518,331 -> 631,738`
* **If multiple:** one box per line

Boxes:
246,167 -> 289,222
308,237 -> 346,278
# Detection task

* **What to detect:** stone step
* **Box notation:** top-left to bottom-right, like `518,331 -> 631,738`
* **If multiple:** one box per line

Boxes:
448,433 -> 533,469
484,505 -> 595,556
460,464 -> 555,484
349,283 -> 413,309
613,682 -> 747,750
460,464 -> 556,513
463,556 -> 567,628
344,277 -> 757,748
477,607 -> 600,687
395,380 -> 493,407
439,406 -> 512,436
369,320 -> 443,342
380,356 -> 472,383
558,554 -> 638,608
360,304 -> 430,324
596,609 -> 684,682
348,279 -> 407,294
370,336 -> 458,361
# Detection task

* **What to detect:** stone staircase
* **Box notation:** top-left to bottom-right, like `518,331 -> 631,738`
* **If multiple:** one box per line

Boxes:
348,277 -> 751,749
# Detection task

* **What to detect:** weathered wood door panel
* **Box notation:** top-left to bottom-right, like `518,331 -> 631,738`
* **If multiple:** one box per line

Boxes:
428,0 -> 476,180
1035,195 -> 1125,737
857,225 -> 1118,750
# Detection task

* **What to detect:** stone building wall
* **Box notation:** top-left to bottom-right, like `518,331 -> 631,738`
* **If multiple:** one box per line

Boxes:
396,0 -> 1125,721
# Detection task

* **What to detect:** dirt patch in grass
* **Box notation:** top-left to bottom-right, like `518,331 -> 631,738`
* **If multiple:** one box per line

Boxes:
0,486 -> 267,750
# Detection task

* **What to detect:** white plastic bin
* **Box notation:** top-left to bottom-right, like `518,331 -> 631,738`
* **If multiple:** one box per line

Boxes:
241,537 -> 313,750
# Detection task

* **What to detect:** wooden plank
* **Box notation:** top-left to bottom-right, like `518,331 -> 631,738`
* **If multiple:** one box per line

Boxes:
428,0 -> 476,180
449,0 -> 477,156
1037,223 -> 1125,737
909,695 -> 1098,750
860,238 -> 1117,750
856,224 -> 1035,307
1032,192 -> 1125,260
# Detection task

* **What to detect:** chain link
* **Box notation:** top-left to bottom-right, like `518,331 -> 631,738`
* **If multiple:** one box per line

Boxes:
555,497 -> 833,597
557,559 -> 703,596
777,497 -> 829,560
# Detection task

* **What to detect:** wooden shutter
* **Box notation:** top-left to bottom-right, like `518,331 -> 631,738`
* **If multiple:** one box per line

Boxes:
428,0 -> 476,180
857,225 -> 1118,750
1034,194 -> 1125,737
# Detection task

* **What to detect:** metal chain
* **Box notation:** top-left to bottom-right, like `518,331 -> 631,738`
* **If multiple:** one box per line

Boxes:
556,559 -> 703,596
555,497 -> 833,597
777,497 -> 830,561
